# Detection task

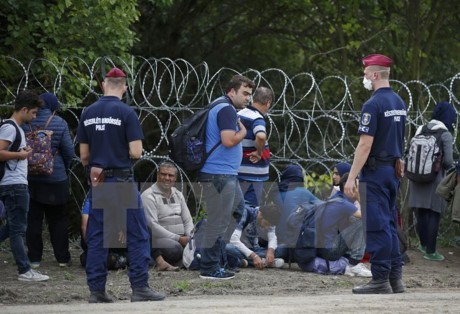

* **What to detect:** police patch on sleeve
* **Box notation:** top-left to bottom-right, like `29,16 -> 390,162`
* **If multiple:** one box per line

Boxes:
361,113 -> 371,125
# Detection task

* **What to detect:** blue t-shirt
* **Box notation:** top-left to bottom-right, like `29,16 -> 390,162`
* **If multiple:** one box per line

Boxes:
237,106 -> 270,181
317,192 -> 357,249
200,96 -> 242,175
358,87 -> 406,160
76,96 -> 144,168
276,186 -> 321,244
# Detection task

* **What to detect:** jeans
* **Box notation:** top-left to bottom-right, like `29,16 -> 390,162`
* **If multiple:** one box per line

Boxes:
198,173 -> 244,273
239,180 -> 265,207
317,218 -> 366,263
226,244 -> 288,267
0,184 -> 31,274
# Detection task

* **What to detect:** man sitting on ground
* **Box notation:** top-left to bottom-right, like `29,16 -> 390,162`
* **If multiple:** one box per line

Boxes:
141,161 -> 194,271
226,203 -> 285,270
316,173 -> 371,277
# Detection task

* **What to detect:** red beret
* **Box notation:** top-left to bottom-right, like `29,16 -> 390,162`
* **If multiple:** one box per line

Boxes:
105,67 -> 126,78
362,54 -> 393,67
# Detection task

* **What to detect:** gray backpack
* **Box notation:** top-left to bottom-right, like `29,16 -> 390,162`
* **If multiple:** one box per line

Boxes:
405,126 -> 445,183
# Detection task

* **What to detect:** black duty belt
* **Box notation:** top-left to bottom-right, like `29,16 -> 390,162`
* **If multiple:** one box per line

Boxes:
365,157 -> 396,170
104,168 -> 133,177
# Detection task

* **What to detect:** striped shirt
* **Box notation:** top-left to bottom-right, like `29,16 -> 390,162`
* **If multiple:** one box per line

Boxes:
237,106 -> 270,181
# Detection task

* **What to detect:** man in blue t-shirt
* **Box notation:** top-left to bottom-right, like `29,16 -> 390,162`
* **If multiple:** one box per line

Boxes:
238,86 -> 273,207
77,67 -> 165,303
344,54 -> 407,294
317,173 -> 371,277
198,74 -> 255,280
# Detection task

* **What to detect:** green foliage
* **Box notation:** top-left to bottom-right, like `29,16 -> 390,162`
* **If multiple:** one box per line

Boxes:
172,280 -> 190,291
133,0 -> 460,82
0,0 -> 141,107
304,171 -> 332,200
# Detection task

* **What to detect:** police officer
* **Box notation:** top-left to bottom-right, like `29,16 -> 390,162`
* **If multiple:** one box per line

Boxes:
77,67 -> 165,303
344,54 -> 406,294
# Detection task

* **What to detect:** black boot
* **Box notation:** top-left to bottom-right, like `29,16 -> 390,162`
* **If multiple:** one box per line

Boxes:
131,287 -> 166,302
352,278 -> 392,294
89,291 -> 114,303
390,278 -> 405,293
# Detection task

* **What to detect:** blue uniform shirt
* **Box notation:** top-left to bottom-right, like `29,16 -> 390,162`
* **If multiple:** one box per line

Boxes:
358,87 -> 406,160
76,96 -> 144,168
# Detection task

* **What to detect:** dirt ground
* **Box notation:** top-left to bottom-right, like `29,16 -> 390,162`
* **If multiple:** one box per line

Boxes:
1,242 -> 460,307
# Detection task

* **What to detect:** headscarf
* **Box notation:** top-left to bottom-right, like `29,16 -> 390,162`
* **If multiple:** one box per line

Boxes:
39,92 -> 59,112
278,164 -> 304,193
432,102 -> 456,132
334,162 -> 351,177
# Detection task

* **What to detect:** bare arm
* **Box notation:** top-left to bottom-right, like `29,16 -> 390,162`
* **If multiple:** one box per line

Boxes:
129,140 -> 143,159
220,120 -> 246,147
81,214 -> 89,240
79,143 -> 90,166
352,208 -> 362,219
344,134 -> 373,198
0,140 -> 31,161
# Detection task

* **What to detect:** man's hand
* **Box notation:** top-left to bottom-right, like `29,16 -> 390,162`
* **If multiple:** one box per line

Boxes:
248,151 -> 261,163
118,231 -> 126,244
265,248 -> 275,266
18,146 -> 32,160
344,177 -> 358,199
251,253 -> 264,270
179,236 -> 189,247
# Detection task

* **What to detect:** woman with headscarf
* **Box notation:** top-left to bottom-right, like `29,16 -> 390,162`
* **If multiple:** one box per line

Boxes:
408,101 -> 455,261
22,92 -> 76,267
330,162 -> 352,197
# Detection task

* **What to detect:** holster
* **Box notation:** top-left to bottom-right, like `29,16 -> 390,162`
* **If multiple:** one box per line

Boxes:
395,159 -> 405,179
90,167 -> 105,187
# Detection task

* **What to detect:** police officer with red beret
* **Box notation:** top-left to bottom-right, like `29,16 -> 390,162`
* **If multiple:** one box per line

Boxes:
344,54 -> 407,294
77,67 -> 165,303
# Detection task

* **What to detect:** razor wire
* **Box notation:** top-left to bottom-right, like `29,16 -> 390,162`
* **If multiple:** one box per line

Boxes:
1,56 -> 460,241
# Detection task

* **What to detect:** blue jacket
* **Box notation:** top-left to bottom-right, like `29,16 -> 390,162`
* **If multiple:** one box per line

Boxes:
22,108 -> 76,182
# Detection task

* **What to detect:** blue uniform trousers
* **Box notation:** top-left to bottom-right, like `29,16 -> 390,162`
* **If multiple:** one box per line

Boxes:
360,165 -> 403,280
85,177 -> 151,292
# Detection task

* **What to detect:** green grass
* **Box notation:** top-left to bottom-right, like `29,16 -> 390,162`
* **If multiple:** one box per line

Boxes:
172,280 -> 190,292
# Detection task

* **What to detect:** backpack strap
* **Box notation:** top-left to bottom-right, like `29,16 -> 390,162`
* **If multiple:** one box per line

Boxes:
44,111 -> 56,130
205,96 -> 232,158
0,120 -> 21,170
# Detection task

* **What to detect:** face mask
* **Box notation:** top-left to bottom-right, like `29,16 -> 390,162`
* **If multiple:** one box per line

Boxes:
362,76 -> 373,91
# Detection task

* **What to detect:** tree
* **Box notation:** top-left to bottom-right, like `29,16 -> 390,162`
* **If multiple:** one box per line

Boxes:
0,0 -> 140,106
133,0 -> 460,82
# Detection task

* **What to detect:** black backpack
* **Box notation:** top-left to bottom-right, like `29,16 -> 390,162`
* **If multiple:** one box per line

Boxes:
168,97 -> 228,172
0,120 -> 21,181
286,198 -> 343,266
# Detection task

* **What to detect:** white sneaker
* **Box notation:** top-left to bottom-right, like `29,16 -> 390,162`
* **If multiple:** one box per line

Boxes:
18,269 -> 50,282
262,258 -> 285,268
345,263 -> 372,277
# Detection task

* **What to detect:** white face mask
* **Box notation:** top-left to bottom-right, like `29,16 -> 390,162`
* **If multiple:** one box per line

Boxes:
362,76 -> 373,91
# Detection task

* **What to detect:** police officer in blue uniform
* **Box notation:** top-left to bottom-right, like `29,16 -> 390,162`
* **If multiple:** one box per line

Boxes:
77,67 -> 165,303
344,54 -> 407,294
